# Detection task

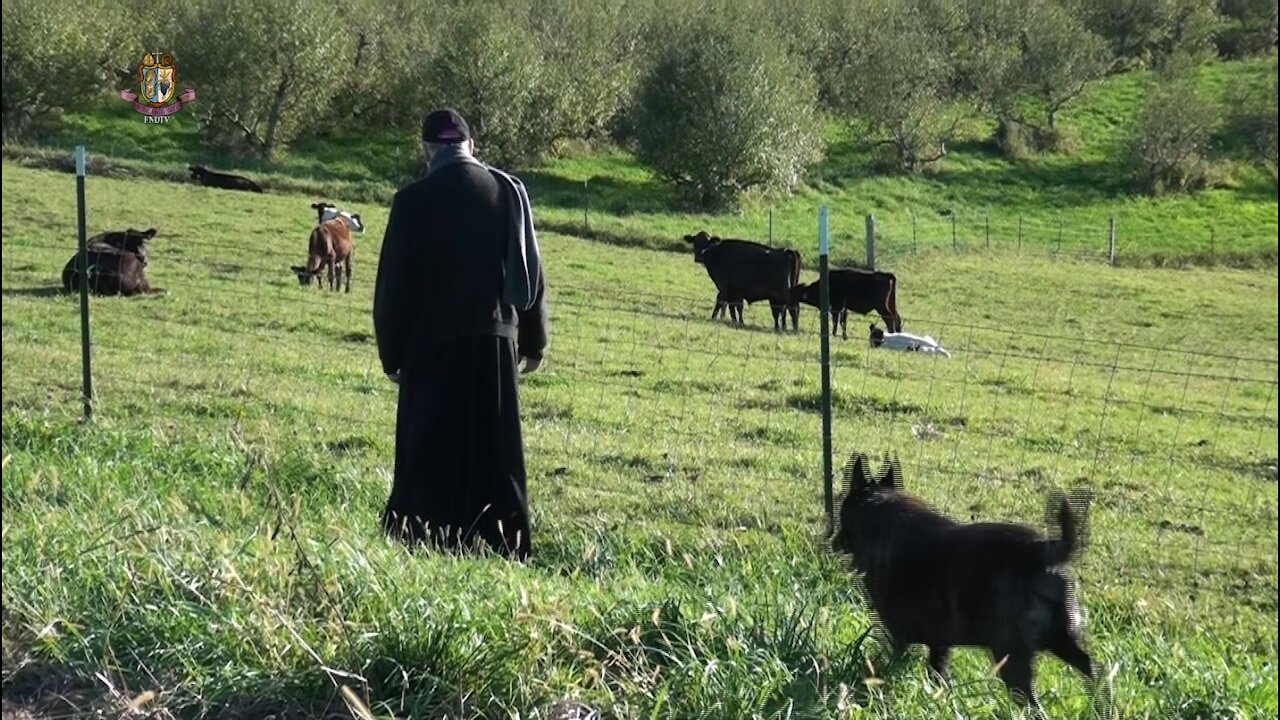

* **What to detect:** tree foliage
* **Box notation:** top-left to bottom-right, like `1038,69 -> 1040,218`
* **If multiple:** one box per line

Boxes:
1,0 -> 128,138
527,0 -> 641,144
1070,0 -> 1221,70
423,1 -> 555,168
320,0 -> 433,133
1,0 -> 1261,200
179,0 -> 349,160
1018,0 -> 1110,130
834,0 -> 964,172
1126,56 -> 1218,194
629,13 -> 822,208
1216,0 -> 1279,57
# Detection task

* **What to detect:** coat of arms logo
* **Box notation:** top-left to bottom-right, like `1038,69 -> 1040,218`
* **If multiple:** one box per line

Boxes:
119,52 -> 196,122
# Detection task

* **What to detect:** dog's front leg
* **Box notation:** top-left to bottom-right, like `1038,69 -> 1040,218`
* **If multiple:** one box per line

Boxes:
926,645 -> 952,679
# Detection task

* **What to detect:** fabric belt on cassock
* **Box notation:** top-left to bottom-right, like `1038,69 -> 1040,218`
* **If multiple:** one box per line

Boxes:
418,318 -> 520,343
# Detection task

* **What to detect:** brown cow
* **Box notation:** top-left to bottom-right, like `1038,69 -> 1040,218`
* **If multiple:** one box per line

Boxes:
291,218 -> 353,292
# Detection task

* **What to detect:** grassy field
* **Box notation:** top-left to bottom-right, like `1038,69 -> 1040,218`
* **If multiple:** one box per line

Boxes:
3,58 -> 1277,270
2,158 -> 1277,719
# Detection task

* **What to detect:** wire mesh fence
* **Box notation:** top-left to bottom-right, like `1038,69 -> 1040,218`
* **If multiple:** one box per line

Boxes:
2,142 -> 1280,614
3,183 -> 1277,606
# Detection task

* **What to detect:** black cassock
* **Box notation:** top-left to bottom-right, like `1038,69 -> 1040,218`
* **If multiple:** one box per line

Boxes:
373,161 -> 547,562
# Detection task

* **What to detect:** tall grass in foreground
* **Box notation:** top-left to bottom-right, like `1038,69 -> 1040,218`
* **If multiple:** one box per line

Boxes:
2,161 -> 1277,719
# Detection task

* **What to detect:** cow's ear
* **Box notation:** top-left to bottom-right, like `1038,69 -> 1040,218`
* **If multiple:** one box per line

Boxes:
290,265 -> 305,273
683,234 -> 695,243
143,228 -> 157,238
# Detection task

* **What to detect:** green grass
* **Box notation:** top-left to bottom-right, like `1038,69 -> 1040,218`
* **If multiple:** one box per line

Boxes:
2,159 -> 1278,719
4,58 -> 1276,271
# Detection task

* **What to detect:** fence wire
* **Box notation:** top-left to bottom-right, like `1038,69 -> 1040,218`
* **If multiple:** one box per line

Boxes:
3,230 -> 1277,597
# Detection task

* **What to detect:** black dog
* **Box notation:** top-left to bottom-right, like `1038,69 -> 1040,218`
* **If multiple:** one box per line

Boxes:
189,164 -> 264,193
831,452 -> 1095,716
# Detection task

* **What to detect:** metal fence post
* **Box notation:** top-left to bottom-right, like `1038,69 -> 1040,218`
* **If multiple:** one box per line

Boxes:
819,206 -> 834,534
864,213 -> 876,270
1108,217 -> 1117,266
76,146 -> 94,421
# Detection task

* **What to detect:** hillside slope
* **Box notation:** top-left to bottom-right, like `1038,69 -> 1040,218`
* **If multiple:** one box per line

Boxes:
3,163 -> 1277,718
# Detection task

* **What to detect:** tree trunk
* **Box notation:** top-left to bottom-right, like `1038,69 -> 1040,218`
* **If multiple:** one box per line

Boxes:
262,73 -> 292,160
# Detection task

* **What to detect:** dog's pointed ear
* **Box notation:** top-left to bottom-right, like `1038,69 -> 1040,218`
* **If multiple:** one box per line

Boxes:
843,452 -> 870,493
882,454 -> 902,490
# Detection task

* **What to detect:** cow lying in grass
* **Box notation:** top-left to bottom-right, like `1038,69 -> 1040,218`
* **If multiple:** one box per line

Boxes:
189,164 -> 264,193
291,217 -> 354,292
310,202 -> 365,233
61,227 -> 163,297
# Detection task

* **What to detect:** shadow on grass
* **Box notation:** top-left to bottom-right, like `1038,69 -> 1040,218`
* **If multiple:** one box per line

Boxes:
523,170 -> 677,215
539,219 -> 686,254
3,286 -> 67,299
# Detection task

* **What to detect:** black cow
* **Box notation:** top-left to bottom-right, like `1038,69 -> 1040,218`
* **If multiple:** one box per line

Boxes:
189,164 -> 264,193
62,227 -> 160,296
62,246 -> 161,296
790,268 -> 903,339
684,230 -> 801,332
86,227 -> 157,267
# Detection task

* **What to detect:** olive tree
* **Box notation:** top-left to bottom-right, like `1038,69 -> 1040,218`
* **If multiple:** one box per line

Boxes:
629,14 -> 823,208
1126,56 -> 1218,194
425,2 -> 554,168
178,0 -> 349,160
527,0 -> 641,144
1071,0 -> 1220,70
320,0 -> 433,133
1016,1 -> 1109,132
838,0 -> 964,172
2,0 -> 128,138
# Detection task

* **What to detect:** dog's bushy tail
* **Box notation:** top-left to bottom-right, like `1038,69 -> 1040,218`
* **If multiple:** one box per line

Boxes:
1042,488 -> 1093,566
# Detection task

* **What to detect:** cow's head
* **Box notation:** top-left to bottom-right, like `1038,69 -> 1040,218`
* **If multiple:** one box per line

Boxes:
122,227 -> 157,265
290,264 -> 322,286
189,164 -> 210,180
789,282 -> 819,307
311,202 -> 337,224
682,231 -> 719,264
346,212 -> 365,233
91,227 -> 156,266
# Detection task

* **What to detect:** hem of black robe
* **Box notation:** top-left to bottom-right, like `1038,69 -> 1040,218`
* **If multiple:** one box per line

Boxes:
380,508 -> 531,563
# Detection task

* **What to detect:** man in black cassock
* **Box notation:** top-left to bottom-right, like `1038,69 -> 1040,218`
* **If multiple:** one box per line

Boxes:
373,108 -> 547,562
